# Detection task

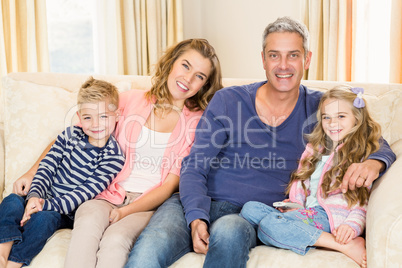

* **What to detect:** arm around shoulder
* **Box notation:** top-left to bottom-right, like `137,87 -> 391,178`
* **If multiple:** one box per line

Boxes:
13,140 -> 55,196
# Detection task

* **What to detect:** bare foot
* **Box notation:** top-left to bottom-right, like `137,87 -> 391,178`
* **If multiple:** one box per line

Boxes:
338,237 -> 367,268
6,260 -> 23,268
0,257 -> 6,268
0,241 -> 13,268
315,233 -> 367,268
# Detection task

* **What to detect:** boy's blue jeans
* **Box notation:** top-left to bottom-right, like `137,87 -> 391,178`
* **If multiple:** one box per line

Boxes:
125,193 -> 257,268
240,201 -> 331,255
0,194 -> 73,266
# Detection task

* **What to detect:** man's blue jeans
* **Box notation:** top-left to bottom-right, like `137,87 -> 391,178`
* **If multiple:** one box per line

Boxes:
0,194 -> 73,266
125,193 -> 257,268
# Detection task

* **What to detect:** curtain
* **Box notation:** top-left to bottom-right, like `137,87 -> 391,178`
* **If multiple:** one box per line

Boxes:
94,0 -> 183,75
302,0 -> 354,81
303,0 -> 400,83
390,0 -> 402,83
0,0 -> 49,77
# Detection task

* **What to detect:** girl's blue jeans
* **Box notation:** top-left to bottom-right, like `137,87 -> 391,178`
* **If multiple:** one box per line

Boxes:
240,201 -> 331,255
0,194 -> 73,266
125,193 -> 257,268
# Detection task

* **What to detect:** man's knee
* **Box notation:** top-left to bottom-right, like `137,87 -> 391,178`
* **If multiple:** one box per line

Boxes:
209,214 -> 256,246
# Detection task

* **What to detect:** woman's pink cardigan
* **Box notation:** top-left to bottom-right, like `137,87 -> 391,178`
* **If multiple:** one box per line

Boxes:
96,89 -> 203,205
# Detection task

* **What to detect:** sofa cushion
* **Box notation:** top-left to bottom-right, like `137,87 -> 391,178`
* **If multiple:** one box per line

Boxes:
2,77 -> 78,197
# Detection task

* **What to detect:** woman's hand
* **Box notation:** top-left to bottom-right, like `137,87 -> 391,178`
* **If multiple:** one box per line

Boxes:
333,224 -> 355,244
109,207 -> 126,224
13,172 -> 35,196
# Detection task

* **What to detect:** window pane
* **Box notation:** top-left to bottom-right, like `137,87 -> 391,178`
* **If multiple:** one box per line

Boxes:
46,0 -> 94,73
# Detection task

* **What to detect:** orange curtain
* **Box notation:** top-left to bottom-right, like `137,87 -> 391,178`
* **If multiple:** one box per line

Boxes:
303,0 -> 355,81
390,0 -> 402,83
303,0 -> 400,83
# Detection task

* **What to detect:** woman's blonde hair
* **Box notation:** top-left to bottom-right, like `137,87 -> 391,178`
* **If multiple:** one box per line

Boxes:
287,86 -> 382,207
145,38 -> 223,112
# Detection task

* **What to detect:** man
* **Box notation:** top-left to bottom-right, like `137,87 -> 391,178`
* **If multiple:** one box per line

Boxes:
117,17 -> 395,268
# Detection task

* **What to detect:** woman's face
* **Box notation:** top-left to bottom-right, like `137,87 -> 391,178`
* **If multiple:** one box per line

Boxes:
167,49 -> 212,108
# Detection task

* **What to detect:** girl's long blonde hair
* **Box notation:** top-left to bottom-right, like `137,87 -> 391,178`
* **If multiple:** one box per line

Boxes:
287,86 -> 382,207
145,39 -> 223,112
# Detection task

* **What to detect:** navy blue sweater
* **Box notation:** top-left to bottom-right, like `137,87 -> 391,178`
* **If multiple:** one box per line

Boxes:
180,81 -> 396,226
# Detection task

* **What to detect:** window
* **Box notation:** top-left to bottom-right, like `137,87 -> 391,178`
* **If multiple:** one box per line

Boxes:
354,0 -> 392,83
46,0 -> 95,73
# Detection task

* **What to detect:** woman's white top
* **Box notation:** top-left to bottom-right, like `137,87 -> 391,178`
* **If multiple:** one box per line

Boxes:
118,126 -> 171,193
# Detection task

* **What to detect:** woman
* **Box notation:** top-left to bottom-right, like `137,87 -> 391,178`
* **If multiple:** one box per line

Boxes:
13,39 -> 223,268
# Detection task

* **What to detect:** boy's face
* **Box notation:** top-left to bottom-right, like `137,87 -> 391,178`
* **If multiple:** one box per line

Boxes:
78,99 -> 119,147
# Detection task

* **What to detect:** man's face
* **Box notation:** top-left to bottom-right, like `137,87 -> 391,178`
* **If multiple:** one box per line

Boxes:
262,32 -> 311,94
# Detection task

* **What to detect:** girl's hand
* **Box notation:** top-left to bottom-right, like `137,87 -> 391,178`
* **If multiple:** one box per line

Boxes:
21,197 -> 43,226
333,224 -> 355,244
109,208 -> 125,224
276,199 -> 299,213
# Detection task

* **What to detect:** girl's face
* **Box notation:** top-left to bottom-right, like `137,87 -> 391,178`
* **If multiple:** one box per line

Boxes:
321,98 -> 357,146
167,49 -> 212,108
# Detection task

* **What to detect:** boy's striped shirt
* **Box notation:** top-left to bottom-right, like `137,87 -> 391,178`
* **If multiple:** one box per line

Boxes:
27,126 -> 125,218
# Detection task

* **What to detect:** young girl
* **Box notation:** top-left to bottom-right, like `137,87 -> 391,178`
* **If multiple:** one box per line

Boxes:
12,39 -> 223,268
240,86 -> 382,268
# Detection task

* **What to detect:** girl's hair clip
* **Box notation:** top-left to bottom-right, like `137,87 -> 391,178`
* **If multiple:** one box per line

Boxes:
351,87 -> 365,108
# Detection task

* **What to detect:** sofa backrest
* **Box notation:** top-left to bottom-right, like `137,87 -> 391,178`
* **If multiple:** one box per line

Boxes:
1,72 -> 402,199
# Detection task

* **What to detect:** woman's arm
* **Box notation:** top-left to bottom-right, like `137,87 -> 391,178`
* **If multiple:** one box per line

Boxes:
13,140 -> 55,196
109,173 -> 179,223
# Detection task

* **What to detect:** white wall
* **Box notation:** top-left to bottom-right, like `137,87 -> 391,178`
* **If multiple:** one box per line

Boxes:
182,0 -> 303,79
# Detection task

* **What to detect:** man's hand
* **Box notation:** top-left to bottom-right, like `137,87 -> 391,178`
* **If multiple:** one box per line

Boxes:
341,159 -> 384,193
333,224 -> 355,244
21,197 -> 44,226
13,173 -> 34,196
190,219 -> 209,254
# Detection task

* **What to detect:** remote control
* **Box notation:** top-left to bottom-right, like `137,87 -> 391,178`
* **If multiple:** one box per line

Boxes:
273,201 -> 304,209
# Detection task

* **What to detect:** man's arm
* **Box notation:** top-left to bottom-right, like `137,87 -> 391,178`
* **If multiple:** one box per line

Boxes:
179,92 -> 229,253
341,138 -> 396,192
179,92 -> 228,227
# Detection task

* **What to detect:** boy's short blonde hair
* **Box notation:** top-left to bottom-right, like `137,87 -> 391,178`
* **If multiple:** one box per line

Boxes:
77,77 -> 119,111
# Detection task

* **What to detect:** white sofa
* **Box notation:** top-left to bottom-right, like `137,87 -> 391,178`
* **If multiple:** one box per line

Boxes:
1,72 -> 401,268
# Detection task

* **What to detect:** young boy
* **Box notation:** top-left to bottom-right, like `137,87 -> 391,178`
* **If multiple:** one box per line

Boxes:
0,77 -> 125,268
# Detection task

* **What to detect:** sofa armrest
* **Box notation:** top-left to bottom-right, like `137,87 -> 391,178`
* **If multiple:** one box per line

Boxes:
366,139 -> 402,267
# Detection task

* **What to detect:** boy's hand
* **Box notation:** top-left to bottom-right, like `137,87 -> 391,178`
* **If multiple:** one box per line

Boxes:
333,224 -> 355,244
21,197 -> 44,226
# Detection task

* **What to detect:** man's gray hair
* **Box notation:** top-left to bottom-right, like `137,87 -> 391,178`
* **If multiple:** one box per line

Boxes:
262,17 -> 310,58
